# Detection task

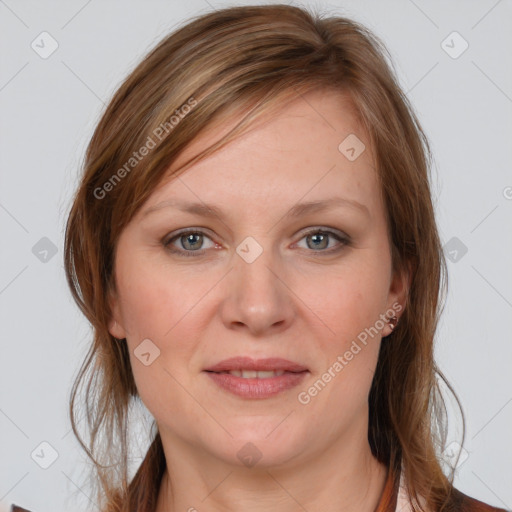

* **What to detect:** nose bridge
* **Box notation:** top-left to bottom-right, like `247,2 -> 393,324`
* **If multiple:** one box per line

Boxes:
220,235 -> 294,335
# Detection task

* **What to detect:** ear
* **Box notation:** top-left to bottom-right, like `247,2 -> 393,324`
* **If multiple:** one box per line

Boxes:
107,287 -> 127,340
382,260 -> 412,337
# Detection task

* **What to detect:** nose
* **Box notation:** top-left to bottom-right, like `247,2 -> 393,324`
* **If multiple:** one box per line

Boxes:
219,242 -> 296,337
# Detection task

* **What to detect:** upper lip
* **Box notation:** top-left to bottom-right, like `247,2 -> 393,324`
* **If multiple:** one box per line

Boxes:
204,357 -> 308,373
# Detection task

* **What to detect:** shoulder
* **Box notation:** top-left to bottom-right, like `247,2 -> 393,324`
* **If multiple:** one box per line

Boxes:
10,505 -> 33,512
396,469 -> 509,512
451,488 -> 510,512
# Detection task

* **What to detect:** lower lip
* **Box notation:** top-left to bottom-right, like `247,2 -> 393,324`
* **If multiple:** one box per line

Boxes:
205,371 -> 308,399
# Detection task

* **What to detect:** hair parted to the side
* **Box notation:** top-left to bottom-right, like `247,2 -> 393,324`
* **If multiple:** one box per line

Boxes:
64,4 -> 465,511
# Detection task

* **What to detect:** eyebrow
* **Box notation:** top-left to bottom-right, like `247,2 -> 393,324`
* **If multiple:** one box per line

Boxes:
142,197 -> 370,220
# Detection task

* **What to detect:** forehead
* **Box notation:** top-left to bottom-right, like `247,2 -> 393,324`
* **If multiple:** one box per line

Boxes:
141,89 -> 381,222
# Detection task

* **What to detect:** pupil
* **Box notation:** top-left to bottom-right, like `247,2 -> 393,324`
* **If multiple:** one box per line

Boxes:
309,233 -> 327,250
184,233 -> 202,250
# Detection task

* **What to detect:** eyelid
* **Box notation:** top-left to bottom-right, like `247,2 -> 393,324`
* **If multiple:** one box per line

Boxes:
163,226 -> 215,244
295,225 -> 348,240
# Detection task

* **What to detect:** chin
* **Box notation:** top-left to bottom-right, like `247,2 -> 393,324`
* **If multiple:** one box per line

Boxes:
215,425 -> 307,469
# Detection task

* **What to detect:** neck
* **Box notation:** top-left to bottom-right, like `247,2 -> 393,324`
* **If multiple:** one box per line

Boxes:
155,425 -> 389,512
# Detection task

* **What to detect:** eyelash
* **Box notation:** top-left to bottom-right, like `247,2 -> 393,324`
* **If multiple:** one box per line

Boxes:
162,228 -> 350,258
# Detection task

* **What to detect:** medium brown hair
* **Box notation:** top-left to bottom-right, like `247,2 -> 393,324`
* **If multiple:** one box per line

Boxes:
64,4 -> 464,511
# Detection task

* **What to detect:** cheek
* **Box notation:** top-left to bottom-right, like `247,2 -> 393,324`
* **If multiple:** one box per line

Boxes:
291,252 -> 389,416
113,253 -> 213,386
115,262 -> 204,427
295,267 -> 384,427
299,254 -> 389,349
115,253 -> 203,341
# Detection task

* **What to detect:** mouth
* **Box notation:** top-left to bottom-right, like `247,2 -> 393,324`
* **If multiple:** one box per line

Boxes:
203,357 -> 309,399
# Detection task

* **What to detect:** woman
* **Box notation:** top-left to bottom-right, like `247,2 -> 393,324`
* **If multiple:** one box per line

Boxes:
11,4 -> 507,512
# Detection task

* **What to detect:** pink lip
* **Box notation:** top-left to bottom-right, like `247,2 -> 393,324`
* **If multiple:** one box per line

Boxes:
203,357 -> 309,399
205,371 -> 308,399
204,357 -> 308,373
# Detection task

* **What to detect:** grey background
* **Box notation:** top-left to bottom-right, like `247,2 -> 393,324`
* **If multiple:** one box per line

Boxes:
0,0 -> 511,511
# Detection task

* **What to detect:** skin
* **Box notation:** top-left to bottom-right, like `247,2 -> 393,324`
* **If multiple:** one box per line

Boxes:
108,89 -> 410,512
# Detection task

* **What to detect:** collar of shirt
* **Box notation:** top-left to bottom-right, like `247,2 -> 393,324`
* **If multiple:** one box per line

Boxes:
375,463 -> 423,512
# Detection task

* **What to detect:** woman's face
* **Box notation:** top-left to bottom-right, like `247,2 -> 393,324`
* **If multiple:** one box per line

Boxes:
109,89 -> 408,469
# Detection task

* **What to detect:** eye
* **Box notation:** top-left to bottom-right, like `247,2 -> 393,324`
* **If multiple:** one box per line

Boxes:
294,228 -> 349,254
162,227 -> 350,258
163,229 -> 216,257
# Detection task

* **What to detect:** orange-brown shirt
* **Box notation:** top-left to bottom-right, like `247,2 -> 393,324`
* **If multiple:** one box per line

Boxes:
10,466 -> 509,512
376,465 -> 509,512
